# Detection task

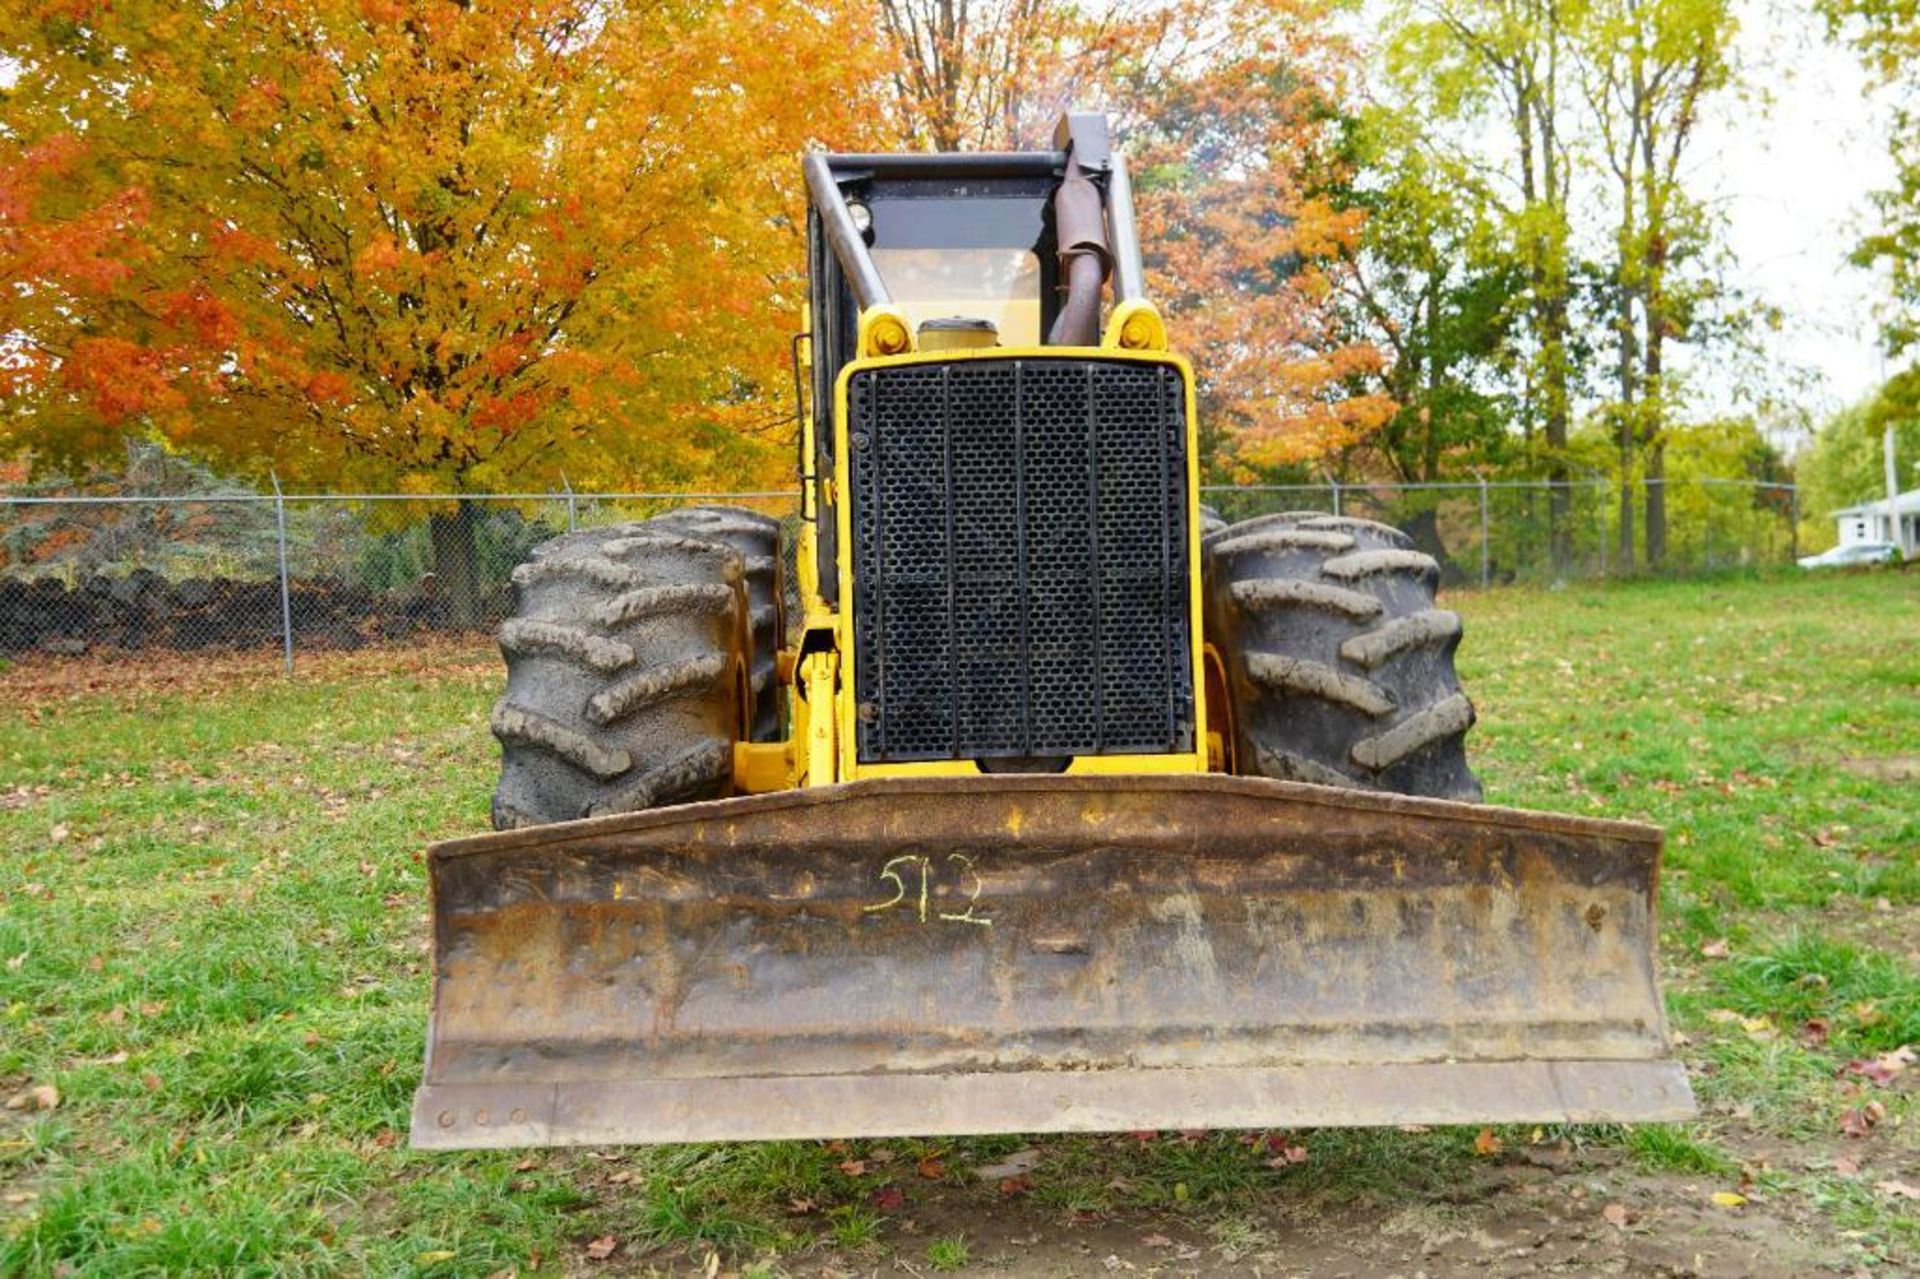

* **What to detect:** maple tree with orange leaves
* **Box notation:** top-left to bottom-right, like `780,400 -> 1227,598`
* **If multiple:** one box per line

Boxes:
0,0 -> 872,611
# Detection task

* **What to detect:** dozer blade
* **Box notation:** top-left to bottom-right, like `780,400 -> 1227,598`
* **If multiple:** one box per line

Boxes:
412,775 -> 1693,1148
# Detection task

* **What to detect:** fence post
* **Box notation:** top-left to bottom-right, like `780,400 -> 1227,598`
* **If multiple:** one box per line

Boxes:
270,471 -> 294,677
1477,474 -> 1490,588
1329,480 -> 1341,517
1595,477 -> 1608,579
561,472 -> 578,533
1789,484 -> 1799,563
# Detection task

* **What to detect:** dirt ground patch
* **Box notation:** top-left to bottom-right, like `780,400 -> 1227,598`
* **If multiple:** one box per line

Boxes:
1838,755 -> 1920,783
604,1143 -> 1832,1278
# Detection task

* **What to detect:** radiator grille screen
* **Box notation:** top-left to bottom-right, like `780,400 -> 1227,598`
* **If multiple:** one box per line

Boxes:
847,357 -> 1193,763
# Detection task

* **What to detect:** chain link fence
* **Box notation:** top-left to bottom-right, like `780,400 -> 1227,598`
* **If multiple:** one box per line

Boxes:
2,477 -> 1799,669
1204,477 -> 1800,587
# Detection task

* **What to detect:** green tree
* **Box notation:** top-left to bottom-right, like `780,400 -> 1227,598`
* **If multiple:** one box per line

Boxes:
1336,107 -> 1521,487
1578,0 -> 1740,567
1823,0 -> 1920,355
1385,0 -> 1582,568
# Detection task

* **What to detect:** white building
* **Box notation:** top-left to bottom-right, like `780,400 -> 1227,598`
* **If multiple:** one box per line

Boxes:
1832,488 -> 1920,554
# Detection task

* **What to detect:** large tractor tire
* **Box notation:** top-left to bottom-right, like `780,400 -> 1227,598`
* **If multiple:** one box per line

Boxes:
1204,511 -> 1481,802
489,520 -> 748,830
649,505 -> 786,742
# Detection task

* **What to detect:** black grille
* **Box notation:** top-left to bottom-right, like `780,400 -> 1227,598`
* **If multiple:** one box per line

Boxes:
848,357 -> 1193,763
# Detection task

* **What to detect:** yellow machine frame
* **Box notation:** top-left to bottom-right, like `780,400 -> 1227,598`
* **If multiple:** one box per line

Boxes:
738,302 -> 1210,792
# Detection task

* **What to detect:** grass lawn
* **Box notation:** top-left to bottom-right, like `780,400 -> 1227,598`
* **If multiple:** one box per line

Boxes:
2,568 -> 1917,1276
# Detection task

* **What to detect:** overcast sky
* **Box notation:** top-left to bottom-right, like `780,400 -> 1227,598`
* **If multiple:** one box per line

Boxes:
1694,0 -> 1895,419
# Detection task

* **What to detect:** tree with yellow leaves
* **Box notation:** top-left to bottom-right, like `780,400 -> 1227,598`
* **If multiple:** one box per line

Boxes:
1,0 -> 869,617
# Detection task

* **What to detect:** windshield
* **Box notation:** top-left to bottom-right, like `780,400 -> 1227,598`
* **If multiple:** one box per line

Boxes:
870,247 -> 1042,347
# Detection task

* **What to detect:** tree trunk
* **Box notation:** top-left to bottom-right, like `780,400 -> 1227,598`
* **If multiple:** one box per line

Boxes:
1403,506 -> 1465,586
1540,285 -> 1573,573
1616,233 -> 1637,570
429,499 -> 483,629
1532,47 -> 1573,575
1642,247 -> 1668,568
1644,434 -> 1667,568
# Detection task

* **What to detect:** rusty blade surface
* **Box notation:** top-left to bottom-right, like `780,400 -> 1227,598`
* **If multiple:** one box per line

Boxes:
413,775 -> 1693,1148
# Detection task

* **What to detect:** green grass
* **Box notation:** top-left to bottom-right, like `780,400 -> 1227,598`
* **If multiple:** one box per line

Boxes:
925,1234 -> 970,1270
3,570 -> 1918,1274
1622,1122 -> 1737,1176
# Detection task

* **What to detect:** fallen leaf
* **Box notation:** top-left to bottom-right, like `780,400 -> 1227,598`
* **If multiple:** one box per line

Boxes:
785,1196 -> 816,1215
867,1145 -> 897,1164
4,1084 -> 59,1112
998,1175 -> 1032,1197
1602,1202 -> 1630,1229
583,1235 -> 619,1260
416,1251 -> 456,1265
973,1147 -> 1041,1180
916,1155 -> 946,1180
1263,1144 -> 1308,1168
1840,1101 -> 1887,1139
372,1128 -> 398,1149
1874,1179 -> 1920,1200
1141,1234 -> 1174,1248
1834,1155 -> 1861,1176
1700,938 -> 1731,959
1843,1045 -> 1917,1086
837,1158 -> 867,1176
870,1185 -> 906,1212
1800,1018 -> 1829,1047
1813,829 -> 1838,848
513,1158 -> 539,1172
1710,1191 -> 1747,1208
1474,1127 -> 1502,1157
49,823 -> 70,843
1842,1059 -> 1897,1086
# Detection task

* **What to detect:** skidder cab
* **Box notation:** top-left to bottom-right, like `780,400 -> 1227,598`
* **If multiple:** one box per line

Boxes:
414,113 -> 1691,1148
